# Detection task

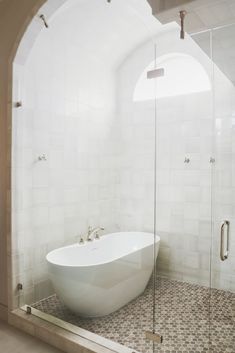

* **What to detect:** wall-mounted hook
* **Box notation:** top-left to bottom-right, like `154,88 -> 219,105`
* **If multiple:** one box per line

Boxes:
184,157 -> 190,164
38,154 -> 47,161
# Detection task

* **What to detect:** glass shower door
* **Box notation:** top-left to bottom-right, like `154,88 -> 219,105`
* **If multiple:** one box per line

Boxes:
12,1 -> 160,352
153,27 -> 214,352
210,23 -> 235,353
152,23 -> 235,353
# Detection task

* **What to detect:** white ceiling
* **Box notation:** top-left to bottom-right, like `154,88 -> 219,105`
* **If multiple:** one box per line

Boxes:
50,0 -> 166,70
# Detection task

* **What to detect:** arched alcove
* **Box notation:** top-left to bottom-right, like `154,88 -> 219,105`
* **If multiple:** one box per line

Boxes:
133,53 -> 211,101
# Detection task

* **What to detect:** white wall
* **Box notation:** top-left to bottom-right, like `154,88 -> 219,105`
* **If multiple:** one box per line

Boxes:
12,13 -> 120,306
117,27 -> 235,292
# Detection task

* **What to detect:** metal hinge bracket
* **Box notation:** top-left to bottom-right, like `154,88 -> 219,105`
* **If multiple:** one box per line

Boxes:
146,331 -> 163,344
26,306 -> 32,314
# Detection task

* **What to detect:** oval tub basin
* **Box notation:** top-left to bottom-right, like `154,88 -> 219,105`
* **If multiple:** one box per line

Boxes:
46,232 -> 160,317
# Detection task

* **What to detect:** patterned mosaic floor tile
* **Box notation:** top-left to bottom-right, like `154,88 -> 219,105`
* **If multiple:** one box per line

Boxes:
32,277 -> 235,353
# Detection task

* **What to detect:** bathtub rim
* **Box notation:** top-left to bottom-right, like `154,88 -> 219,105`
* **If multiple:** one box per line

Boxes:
46,231 -> 160,268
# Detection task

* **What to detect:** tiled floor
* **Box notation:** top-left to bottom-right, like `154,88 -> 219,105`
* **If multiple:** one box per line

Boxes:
32,277 -> 235,353
0,320 -> 63,353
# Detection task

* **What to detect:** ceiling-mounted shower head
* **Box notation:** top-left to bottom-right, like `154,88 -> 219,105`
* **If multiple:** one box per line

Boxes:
179,10 -> 187,39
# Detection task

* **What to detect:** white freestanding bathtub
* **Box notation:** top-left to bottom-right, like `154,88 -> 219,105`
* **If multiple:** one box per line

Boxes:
46,232 -> 160,317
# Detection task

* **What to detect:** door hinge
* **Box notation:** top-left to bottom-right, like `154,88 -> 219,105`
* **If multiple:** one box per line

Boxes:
146,331 -> 163,344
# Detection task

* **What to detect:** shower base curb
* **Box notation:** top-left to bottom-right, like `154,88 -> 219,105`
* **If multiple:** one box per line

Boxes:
8,309 -> 137,353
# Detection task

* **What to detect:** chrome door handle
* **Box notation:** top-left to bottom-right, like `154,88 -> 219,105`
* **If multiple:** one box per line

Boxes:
220,220 -> 230,261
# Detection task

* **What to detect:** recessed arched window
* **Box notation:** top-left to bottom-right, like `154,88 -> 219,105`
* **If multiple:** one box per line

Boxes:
133,53 -> 211,101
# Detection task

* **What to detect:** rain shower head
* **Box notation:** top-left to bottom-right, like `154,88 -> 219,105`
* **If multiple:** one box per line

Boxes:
180,10 -> 187,39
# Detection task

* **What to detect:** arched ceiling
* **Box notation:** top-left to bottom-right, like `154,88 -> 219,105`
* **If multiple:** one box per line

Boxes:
14,0 -> 178,69
14,0 -> 235,86
38,0 -> 167,70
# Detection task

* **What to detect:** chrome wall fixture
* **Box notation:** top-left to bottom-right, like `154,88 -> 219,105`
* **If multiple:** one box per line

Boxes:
179,10 -> 187,39
17,283 -> 23,291
184,157 -> 216,164
38,154 -> 47,161
39,14 -> 49,28
210,157 -> 216,163
14,101 -> 22,108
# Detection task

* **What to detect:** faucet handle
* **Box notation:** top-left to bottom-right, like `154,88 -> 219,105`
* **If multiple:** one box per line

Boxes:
79,235 -> 85,244
95,227 -> 105,239
87,226 -> 105,241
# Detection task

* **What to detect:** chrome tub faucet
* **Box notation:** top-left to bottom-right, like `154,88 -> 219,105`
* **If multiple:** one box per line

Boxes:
87,226 -> 104,241
79,226 -> 104,244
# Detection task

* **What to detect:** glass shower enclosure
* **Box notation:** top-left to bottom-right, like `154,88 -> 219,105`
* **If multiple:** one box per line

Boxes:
11,1 -> 235,352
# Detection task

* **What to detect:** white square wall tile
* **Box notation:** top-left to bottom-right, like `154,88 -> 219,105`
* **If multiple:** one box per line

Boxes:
32,207 -> 49,227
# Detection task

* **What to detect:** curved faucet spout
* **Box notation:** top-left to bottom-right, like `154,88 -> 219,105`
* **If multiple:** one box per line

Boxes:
87,226 -> 104,241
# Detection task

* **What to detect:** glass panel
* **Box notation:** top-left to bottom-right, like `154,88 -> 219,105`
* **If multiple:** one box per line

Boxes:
154,28 -> 214,352
211,23 -> 235,353
12,1 -> 162,352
